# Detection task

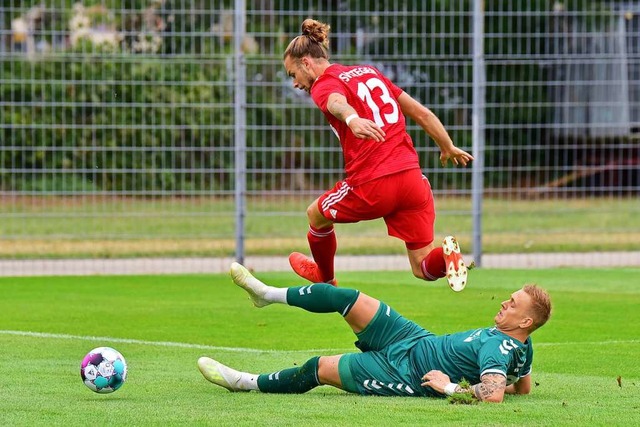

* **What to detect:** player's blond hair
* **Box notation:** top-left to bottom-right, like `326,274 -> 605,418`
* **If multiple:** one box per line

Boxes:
283,18 -> 330,60
522,284 -> 552,331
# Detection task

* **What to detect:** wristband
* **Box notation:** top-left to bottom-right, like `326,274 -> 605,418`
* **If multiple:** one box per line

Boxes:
345,114 -> 359,126
444,382 -> 458,396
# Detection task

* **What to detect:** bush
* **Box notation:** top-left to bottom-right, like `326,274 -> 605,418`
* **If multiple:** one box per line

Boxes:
1,46 -> 232,193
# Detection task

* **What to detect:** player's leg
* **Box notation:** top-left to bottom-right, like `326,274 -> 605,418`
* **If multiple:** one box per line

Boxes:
407,242 -> 436,278
290,176 -> 401,286
198,355 -> 334,394
407,239 -> 467,292
230,262 -> 426,352
197,351 -> 411,396
217,265 -> 427,395
406,236 -> 467,291
316,355 -> 343,388
202,264 -> 378,394
289,195 -> 337,285
230,262 -> 379,332
197,304 -> 421,396
338,302 -> 436,396
385,170 -> 468,290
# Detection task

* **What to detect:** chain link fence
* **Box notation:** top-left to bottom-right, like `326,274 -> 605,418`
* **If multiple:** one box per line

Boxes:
1,1 -> 638,275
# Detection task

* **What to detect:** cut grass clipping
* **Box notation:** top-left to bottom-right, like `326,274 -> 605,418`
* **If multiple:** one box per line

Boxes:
447,379 -> 478,405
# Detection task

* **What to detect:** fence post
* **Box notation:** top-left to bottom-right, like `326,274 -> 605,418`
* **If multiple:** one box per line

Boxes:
472,0 -> 486,267
234,0 -> 247,264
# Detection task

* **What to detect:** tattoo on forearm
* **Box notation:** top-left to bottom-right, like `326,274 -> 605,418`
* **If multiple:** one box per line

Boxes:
327,96 -> 353,121
470,374 -> 507,401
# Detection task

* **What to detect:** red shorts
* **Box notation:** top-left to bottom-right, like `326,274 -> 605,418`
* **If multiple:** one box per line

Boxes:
317,168 -> 435,250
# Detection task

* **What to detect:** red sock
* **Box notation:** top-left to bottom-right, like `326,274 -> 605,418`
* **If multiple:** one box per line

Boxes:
307,225 -> 336,282
420,247 -> 446,281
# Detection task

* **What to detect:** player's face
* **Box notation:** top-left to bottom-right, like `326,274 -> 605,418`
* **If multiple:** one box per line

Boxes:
494,289 -> 533,331
284,56 -> 315,92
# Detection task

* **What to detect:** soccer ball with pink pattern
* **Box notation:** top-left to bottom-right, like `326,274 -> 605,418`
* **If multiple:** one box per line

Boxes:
80,347 -> 127,393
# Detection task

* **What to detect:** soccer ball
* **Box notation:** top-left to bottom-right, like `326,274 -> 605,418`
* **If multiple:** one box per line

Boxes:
80,347 -> 128,394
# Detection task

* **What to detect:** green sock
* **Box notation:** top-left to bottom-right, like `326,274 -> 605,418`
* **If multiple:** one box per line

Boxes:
286,284 -> 359,316
257,357 -> 320,393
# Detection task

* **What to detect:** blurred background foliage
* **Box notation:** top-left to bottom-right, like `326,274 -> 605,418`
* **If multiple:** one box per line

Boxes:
1,1 -> 615,192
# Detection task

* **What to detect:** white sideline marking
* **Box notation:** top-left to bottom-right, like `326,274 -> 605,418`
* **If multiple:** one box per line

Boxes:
535,340 -> 639,347
0,330 -> 350,354
0,330 -> 638,352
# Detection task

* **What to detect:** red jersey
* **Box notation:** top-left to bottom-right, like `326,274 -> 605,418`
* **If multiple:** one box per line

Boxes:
310,63 -> 420,186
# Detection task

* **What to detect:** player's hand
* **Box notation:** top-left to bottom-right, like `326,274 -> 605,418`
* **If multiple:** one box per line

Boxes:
348,117 -> 386,142
421,370 -> 451,393
440,146 -> 474,167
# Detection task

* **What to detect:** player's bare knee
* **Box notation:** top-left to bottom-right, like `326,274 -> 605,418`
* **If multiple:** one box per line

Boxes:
407,245 -> 433,280
305,203 -> 317,221
306,202 -> 332,228
317,355 -> 342,388
412,266 -> 425,280
344,293 -> 380,333
407,261 -> 426,280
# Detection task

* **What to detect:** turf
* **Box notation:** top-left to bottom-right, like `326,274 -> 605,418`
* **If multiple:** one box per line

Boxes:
0,268 -> 638,426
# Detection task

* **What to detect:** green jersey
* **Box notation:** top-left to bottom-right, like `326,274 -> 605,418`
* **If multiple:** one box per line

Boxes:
338,303 -> 533,398
411,327 -> 533,396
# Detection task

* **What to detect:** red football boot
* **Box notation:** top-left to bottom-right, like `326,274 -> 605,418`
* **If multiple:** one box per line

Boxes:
288,252 -> 337,286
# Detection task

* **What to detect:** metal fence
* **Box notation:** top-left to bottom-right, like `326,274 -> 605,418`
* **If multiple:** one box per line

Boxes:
1,1 -> 638,276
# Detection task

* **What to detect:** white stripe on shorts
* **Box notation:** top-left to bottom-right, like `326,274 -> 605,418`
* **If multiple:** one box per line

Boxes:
321,181 -> 351,212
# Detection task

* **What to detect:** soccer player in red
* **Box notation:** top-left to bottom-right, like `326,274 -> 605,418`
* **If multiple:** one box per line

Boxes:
283,19 -> 474,291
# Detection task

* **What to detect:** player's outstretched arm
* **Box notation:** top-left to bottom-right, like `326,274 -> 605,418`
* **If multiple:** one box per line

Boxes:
422,370 -> 507,403
397,92 -> 473,167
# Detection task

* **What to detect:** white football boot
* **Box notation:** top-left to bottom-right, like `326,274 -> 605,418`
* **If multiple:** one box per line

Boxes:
229,262 -> 271,308
197,357 -> 250,392
442,236 -> 468,292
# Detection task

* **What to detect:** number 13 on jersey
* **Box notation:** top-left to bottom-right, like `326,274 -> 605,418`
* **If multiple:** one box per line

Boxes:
357,77 -> 399,127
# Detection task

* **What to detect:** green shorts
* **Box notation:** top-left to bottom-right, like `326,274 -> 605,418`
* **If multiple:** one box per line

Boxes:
338,302 -> 435,397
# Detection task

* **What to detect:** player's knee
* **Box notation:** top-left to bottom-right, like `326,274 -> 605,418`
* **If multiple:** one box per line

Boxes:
317,355 -> 342,387
411,264 -> 426,280
305,203 -> 316,221
306,204 -> 325,226
307,209 -> 333,229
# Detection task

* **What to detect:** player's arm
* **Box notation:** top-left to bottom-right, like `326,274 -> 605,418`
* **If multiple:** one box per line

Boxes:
469,373 -> 508,402
422,370 -> 507,403
505,374 -> 531,395
397,91 -> 473,167
325,93 -> 385,141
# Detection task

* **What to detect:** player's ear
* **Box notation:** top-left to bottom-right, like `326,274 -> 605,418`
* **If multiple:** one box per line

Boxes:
520,316 -> 534,330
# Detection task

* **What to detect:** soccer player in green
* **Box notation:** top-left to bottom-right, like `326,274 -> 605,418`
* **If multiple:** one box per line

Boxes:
198,263 -> 552,403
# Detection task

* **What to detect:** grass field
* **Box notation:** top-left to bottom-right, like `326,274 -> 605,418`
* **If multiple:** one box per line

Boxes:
1,268 -> 639,426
